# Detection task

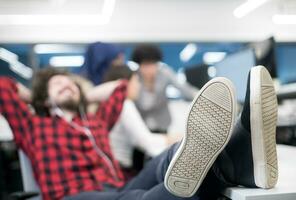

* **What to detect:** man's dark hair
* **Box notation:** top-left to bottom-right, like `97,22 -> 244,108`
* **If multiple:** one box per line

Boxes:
31,68 -> 87,116
103,64 -> 134,82
131,44 -> 162,64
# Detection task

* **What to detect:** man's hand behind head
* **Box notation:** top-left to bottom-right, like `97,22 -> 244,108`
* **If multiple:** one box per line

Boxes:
127,74 -> 140,101
17,82 -> 32,104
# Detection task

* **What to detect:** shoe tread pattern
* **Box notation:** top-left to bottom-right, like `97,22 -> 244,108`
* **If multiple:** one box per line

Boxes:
261,85 -> 278,187
167,93 -> 232,197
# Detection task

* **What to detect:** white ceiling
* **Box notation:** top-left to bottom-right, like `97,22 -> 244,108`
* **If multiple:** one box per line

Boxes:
0,0 -> 296,43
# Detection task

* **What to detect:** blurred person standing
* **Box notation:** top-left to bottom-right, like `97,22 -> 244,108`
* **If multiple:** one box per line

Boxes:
131,44 -> 198,133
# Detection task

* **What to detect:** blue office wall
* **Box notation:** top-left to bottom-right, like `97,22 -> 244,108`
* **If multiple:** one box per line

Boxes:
1,42 -> 296,85
0,44 -> 32,86
122,42 -> 244,71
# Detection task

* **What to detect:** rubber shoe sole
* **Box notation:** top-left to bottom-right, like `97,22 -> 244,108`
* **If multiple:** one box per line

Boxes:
250,66 -> 278,188
164,77 -> 236,197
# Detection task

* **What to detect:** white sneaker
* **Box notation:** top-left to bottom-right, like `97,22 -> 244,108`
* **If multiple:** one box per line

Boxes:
164,77 -> 236,197
249,65 -> 278,188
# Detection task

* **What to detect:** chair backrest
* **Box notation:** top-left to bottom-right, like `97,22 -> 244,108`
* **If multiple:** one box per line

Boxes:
0,115 -> 41,200
18,150 -> 41,200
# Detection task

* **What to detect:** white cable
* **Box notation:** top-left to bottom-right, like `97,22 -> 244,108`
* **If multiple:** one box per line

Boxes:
50,100 -> 119,181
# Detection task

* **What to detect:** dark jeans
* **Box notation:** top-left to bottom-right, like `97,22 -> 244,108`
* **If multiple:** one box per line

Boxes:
64,143 -> 223,200
132,129 -> 167,172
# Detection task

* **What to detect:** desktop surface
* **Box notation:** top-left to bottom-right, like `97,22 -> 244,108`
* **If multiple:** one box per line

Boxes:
223,145 -> 296,200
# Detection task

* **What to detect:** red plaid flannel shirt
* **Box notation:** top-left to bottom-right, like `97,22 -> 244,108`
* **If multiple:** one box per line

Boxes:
0,77 -> 127,200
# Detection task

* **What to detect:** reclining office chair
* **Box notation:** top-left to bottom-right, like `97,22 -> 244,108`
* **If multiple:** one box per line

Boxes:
15,150 -> 41,200
0,115 -> 40,200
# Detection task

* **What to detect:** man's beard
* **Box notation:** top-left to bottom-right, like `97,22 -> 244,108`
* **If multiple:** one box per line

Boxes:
58,99 -> 80,112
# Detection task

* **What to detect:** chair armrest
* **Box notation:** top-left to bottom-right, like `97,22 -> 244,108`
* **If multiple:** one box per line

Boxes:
10,191 -> 39,200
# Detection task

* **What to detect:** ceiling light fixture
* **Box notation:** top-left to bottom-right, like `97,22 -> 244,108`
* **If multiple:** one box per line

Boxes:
49,56 -> 84,67
233,0 -> 269,18
34,44 -> 85,54
180,43 -> 198,62
203,52 -> 226,65
272,14 -> 296,24
0,0 -> 116,25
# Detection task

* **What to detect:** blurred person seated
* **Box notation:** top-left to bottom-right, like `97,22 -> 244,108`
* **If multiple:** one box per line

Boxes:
79,42 -> 124,85
103,65 -> 180,178
131,44 -> 198,133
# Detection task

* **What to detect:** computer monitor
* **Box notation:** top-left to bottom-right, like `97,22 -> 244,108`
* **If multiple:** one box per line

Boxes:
249,37 -> 277,78
214,48 -> 256,102
276,45 -> 296,84
184,64 -> 209,89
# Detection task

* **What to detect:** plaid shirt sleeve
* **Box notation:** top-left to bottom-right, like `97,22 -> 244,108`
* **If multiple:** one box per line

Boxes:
0,77 -> 33,147
96,80 -> 127,131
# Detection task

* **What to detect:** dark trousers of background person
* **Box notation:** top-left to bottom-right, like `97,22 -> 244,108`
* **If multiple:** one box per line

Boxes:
63,143 -> 225,200
132,129 -> 167,173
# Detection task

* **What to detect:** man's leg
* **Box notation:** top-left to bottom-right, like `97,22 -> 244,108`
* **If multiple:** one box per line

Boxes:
63,191 -> 120,200
117,66 -> 277,199
123,77 -> 236,195
122,143 -> 179,190
215,66 -> 278,188
64,155 -> 202,200
119,183 -> 200,200
63,184 -> 201,200
123,143 -> 225,200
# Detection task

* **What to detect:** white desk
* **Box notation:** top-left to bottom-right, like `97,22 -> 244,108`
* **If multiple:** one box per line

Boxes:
223,145 -> 296,200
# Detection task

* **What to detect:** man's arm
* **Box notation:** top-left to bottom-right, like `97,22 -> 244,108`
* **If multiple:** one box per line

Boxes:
95,80 -> 128,131
16,82 -> 32,103
0,77 -> 33,147
85,80 -> 121,103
